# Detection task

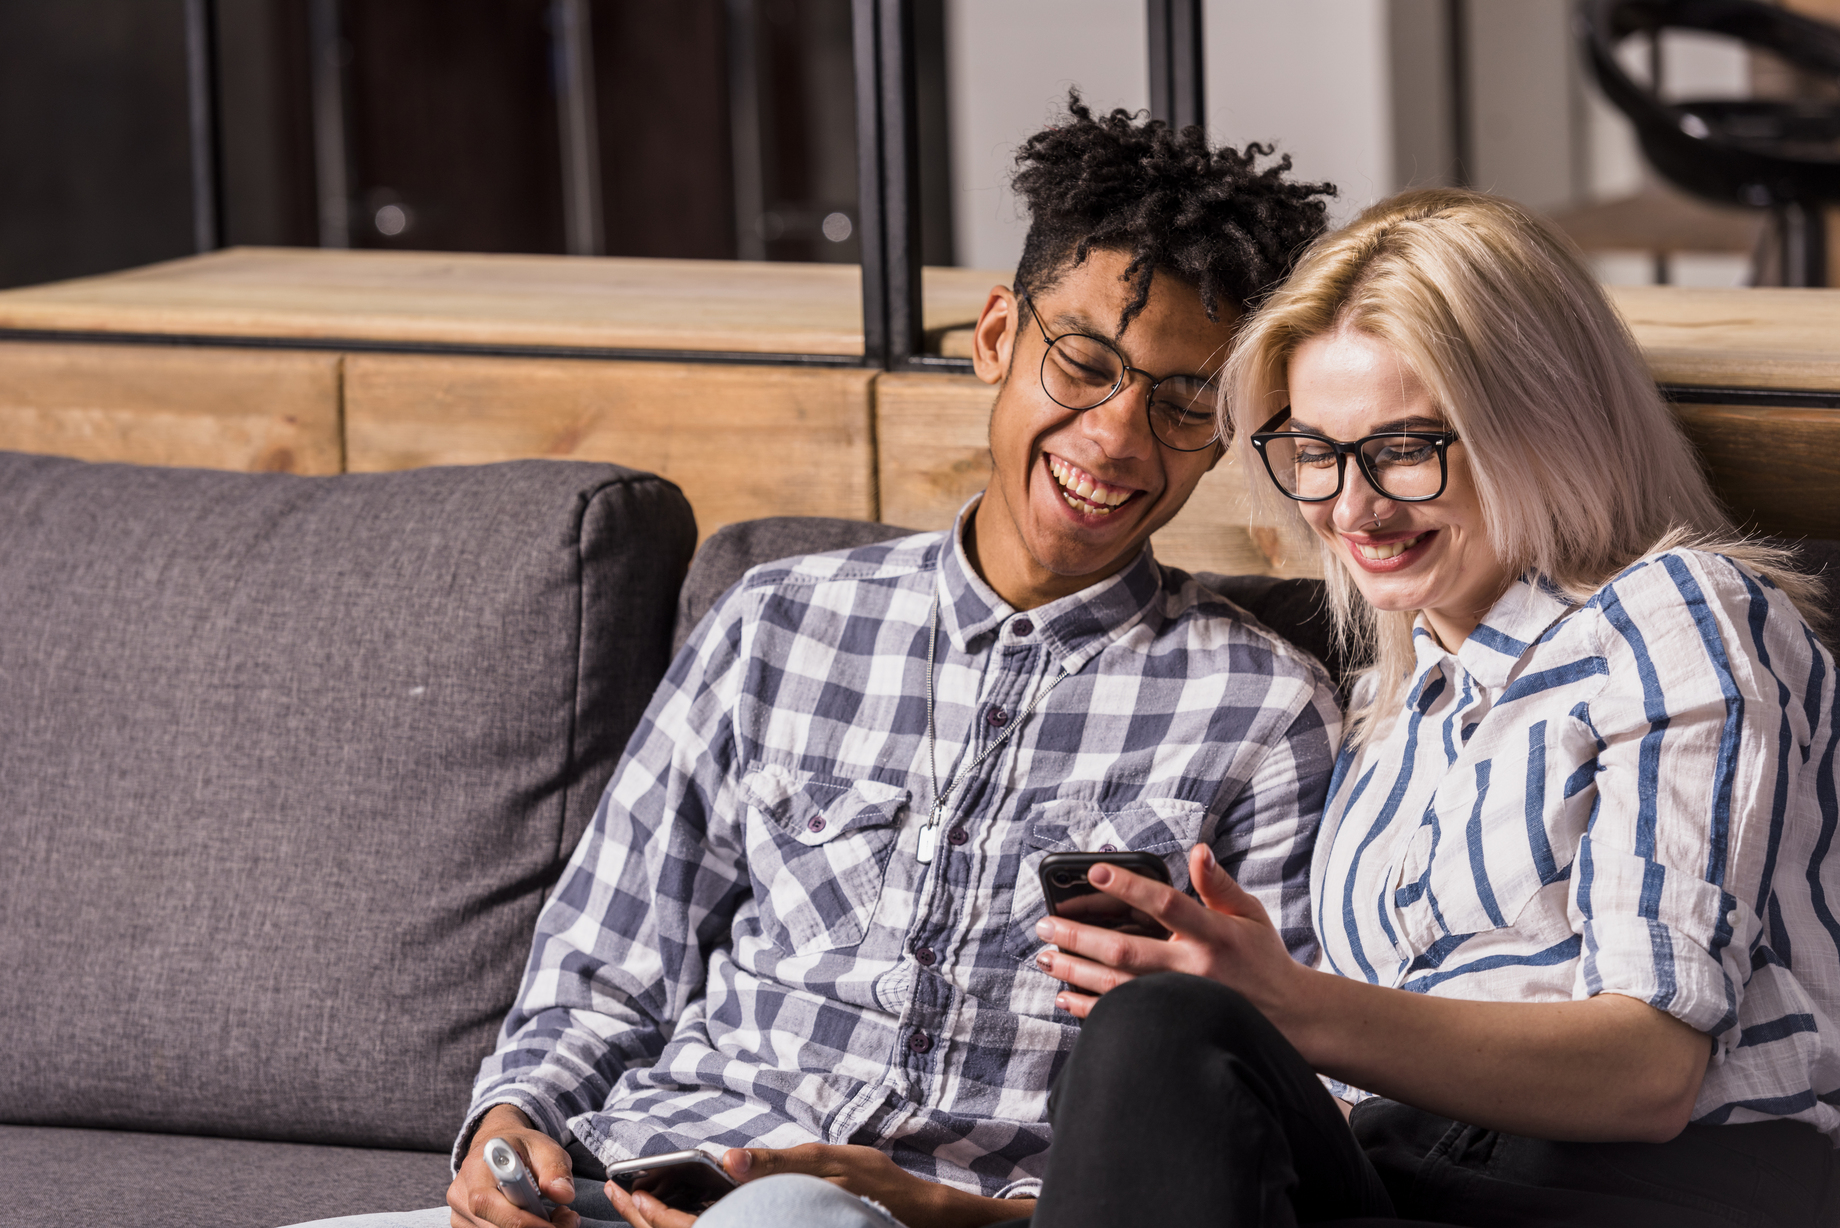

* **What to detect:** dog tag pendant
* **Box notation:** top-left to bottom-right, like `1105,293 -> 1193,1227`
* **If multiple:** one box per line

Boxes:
916,802 -> 946,864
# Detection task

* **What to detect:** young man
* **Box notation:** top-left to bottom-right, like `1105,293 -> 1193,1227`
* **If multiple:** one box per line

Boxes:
446,100 -> 1338,1228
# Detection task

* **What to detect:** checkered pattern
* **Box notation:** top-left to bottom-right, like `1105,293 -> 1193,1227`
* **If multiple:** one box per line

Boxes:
462,512 -> 1340,1198
1317,548 -> 1840,1143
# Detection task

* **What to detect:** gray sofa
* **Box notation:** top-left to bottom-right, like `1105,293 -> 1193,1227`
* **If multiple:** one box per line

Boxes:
50,449 -> 1835,1226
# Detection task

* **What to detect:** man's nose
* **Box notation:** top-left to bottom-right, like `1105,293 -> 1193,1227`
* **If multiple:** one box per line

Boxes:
1078,375 -> 1157,457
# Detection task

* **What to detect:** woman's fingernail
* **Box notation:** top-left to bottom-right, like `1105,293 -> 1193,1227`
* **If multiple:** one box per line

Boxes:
1035,917 -> 1053,939
1054,994 -> 1069,1011
1036,948 -> 1053,968
1089,864 -> 1113,886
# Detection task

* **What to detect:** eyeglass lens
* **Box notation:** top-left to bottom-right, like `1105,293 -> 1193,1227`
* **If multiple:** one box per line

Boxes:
1261,432 -> 1447,501
1040,333 -> 1219,451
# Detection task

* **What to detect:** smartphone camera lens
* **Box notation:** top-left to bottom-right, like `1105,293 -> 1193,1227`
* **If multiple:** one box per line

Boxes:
1049,869 -> 1081,888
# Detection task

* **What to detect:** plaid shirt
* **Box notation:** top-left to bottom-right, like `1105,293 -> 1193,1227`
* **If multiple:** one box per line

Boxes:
464,510 -> 1340,1198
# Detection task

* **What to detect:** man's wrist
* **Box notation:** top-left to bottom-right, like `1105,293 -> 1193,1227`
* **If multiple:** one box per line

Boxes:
478,1103 -> 535,1136
920,1180 -> 1036,1228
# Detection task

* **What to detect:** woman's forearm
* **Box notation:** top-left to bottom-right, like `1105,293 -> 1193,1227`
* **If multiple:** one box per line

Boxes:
1282,972 -> 1710,1142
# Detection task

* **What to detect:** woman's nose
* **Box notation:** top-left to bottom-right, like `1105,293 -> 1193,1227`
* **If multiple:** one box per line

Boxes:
1332,473 -> 1394,533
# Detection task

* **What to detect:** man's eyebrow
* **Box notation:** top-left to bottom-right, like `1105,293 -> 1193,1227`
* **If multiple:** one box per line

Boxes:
1046,309 -> 1113,342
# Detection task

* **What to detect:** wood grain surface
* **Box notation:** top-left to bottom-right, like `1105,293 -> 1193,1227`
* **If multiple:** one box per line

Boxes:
872,372 -> 1300,579
0,248 -> 1007,357
344,354 -> 877,538
1674,402 -> 1840,540
1610,286 -> 1840,391
0,341 -> 341,474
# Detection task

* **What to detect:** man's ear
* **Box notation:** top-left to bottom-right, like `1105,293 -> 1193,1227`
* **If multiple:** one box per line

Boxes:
971,286 -> 1019,386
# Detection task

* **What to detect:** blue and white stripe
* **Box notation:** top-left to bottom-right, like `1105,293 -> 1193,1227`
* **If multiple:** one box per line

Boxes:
1315,547 -> 1840,1143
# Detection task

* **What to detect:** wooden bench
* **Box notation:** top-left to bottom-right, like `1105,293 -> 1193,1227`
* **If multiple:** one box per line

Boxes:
0,249 -> 1835,578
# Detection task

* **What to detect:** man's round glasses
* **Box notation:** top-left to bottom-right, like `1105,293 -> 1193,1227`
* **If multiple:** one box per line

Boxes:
1249,408 -> 1460,502
1022,294 -> 1225,453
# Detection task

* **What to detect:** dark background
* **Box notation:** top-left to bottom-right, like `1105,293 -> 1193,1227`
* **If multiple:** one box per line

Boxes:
0,0 -> 955,290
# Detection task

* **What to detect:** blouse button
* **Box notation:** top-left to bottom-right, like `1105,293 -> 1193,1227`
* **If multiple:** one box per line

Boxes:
947,827 -> 969,847
907,1031 -> 934,1054
807,815 -> 826,833
1726,909 -> 1742,928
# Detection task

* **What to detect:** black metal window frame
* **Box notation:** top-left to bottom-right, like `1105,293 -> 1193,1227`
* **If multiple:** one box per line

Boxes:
136,0 -> 1840,412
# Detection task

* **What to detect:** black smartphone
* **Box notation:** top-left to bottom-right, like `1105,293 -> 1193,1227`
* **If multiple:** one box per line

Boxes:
603,1150 -> 739,1213
1038,850 -> 1174,939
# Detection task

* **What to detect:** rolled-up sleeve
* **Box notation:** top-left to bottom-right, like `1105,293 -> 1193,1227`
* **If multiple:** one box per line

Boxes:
1574,552 -> 1791,1043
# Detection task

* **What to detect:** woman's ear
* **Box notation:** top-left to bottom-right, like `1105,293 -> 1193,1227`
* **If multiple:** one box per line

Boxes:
971,286 -> 1019,386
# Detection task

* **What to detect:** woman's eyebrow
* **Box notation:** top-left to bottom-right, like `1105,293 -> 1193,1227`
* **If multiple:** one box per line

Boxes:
1284,414 -> 1448,436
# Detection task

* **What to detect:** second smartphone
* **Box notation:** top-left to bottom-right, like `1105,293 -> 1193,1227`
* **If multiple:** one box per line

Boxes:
1038,850 -> 1174,939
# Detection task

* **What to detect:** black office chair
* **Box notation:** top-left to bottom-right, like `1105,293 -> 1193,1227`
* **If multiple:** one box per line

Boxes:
1581,0 -> 1840,285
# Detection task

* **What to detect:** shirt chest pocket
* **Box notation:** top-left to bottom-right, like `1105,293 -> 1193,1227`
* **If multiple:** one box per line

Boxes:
1387,771 -> 1569,963
1008,796 -> 1204,962
740,765 -> 911,955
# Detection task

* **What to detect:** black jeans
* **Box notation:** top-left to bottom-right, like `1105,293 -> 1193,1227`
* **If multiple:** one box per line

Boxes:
1021,973 -> 1838,1228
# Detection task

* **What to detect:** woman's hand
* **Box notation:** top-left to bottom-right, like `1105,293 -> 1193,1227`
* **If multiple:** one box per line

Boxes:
1036,848 -> 1711,1143
1035,844 -> 1308,1026
604,1144 -> 1033,1228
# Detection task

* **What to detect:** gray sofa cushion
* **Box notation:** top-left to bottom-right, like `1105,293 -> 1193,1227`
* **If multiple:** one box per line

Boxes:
0,453 -> 696,1152
673,516 -> 928,654
5,1124 -> 451,1228
673,517 -> 1347,688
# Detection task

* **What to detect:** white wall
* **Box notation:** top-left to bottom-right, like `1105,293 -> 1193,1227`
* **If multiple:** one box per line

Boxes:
944,0 -> 1148,271
943,0 -> 1392,270
940,0 -> 1753,276
1203,0 -> 1392,227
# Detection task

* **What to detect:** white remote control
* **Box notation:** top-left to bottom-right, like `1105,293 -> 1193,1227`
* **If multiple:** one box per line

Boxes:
483,1136 -> 551,1217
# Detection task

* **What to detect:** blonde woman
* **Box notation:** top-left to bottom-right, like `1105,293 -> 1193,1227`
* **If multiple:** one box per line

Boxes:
1029,189 -> 1840,1226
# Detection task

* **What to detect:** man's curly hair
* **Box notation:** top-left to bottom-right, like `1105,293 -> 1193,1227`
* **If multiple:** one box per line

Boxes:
1011,91 -> 1337,333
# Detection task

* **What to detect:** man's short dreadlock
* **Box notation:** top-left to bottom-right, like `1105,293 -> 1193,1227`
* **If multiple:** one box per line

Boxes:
1011,91 -> 1336,333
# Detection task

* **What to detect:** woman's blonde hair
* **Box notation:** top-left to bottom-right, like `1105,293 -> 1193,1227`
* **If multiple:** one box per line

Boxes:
1224,187 -> 1824,740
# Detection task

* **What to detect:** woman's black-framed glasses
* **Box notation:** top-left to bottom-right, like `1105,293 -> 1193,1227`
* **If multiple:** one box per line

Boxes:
1250,407 -> 1460,502
1021,294 -> 1224,452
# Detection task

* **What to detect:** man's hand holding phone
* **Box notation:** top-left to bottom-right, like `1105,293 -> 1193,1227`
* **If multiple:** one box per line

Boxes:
449,1104 -> 581,1228
1034,844 -> 1306,1025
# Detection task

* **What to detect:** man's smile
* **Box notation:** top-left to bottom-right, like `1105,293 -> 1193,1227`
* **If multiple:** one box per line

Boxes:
1045,454 -> 1144,516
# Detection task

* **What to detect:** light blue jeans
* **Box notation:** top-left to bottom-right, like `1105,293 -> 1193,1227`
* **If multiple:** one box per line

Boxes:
281,1173 -> 908,1228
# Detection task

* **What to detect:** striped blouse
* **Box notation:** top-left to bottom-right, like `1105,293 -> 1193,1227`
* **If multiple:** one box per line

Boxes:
1315,547 -> 1840,1143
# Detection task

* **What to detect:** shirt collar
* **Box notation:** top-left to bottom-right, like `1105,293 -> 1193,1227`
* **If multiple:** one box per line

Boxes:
1413,572 -> 1575,690
935,496 -> 1164,674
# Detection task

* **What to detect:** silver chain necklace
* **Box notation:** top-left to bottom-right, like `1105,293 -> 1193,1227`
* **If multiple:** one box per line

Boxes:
918,593 -> 1069,863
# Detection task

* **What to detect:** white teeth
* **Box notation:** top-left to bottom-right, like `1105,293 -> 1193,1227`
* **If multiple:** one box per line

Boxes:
1358,534 -> 1424,561
1048,457 -> 1132,512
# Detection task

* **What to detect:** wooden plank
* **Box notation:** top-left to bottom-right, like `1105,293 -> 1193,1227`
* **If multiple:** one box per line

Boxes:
0,342 -> 342,474
953,285 -> 1840,395
873,372 -> 1305,579
344,354 -> 877,538
1609,286 -> 1840,392
1675,402 -> 1840,540
0,248 -> 1007,358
